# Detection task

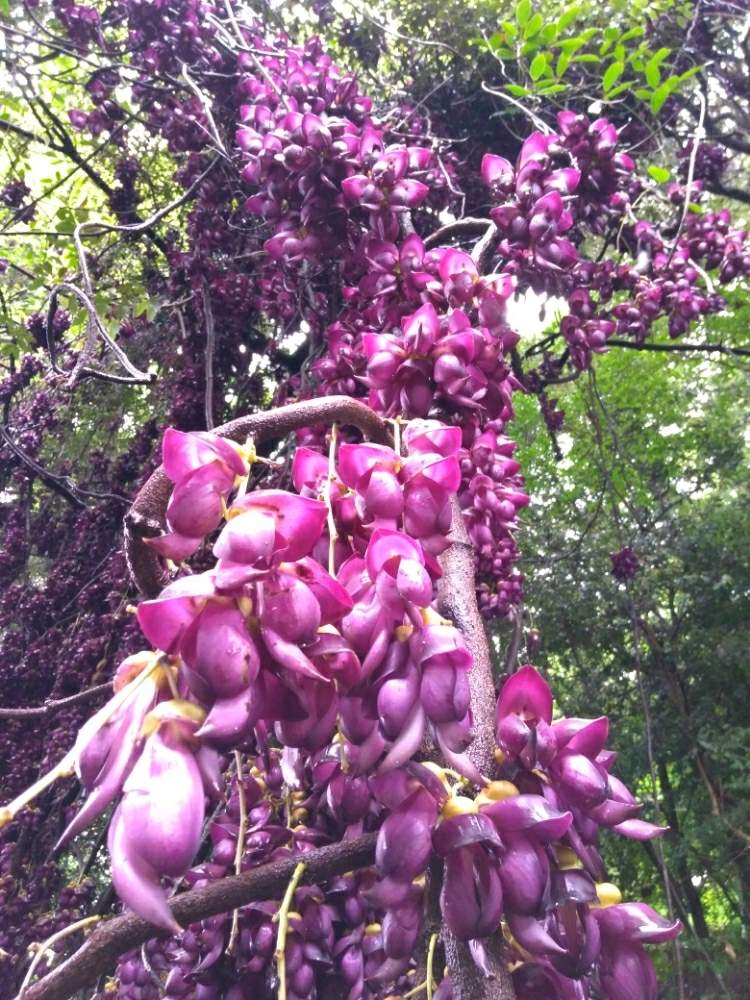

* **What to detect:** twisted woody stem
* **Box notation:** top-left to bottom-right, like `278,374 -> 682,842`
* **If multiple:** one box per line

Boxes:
124,395 -> 392,597
36,395 -> 515,1000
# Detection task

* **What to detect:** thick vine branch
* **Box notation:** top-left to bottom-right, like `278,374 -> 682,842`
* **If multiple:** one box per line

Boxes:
437,499 -> 516,1000
21,833 -> 378,1000
124,396 -> 391,596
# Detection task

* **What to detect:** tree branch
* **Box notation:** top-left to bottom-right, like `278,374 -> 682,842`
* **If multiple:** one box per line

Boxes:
21,833 -> 378,1000
124,396 -> 391,596
437,500 -> 516,1000
0,683 -> 111,720
607,338 -> 750,358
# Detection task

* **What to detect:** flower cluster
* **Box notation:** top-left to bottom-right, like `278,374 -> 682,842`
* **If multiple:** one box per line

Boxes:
610,546 -> 641,582
36,424 -> 677,1000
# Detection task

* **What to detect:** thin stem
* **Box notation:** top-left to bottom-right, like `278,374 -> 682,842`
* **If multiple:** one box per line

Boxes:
18,915 -> 101,996
426,932 -> 438,1000
226,751 -> 247,955
0,655 -> 164,829
274,861 -> 306,1000
666,90 -> 706,268
0,682 -> 111,720
327,424 -> 339,576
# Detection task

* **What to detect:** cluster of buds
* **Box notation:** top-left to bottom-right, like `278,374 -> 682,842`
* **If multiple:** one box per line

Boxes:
610,546 -> 640,582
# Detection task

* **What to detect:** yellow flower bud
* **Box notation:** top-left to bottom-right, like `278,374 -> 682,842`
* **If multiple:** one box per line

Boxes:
595,882 -> 622,907
442,795 -> 479,818
555,846 -> 583,870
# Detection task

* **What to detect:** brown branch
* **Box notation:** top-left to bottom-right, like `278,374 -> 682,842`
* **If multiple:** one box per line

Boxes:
0,683 -> 111,720
124,396 -> 391,596
437,500 -> 515,1000
607,338 -> 750,359
21,833 -> 378,1000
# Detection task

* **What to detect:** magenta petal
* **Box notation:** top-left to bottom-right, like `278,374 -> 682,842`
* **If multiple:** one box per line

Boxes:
507,913 -> 567,956
261,573 -> 321,644
197,685 -> 265,746
499,834 -> 548,915
145,531 -> 203,561
228,490 -> 328,562
421,662 -> 469,723
600,944 -> 657,1000
166,462 -> 228,538
612,818 -> 668,840
441,845 -> 503,940
365,528 -> 423,579
378,669 -> 419,740
338,442 -> 398,486
435,729 -> 484,785
395,558 -> 433,606
162,428 -> 246,483
292,446 -> 328,494
401,302 -> 440,347
261,625 -> 329,680
481,153 -> 514,190
496,664 -> 553,724
108,808 -> 182,934
403,420 -> 462,457
378,703 -> 425,772
288,559 -> 353,624
213,506 -> 277,566
432,813 -> 503,856
553,717 -> 609,757
438,248 -> 477,283
137,572 -> 215,652
588,798 -> 641,826
375,786 -> 438,881
594,903 -> 682,944
182,603 -> 259,697
482,794 -> 573,841
552,751 -> 608,806
119,732 -> 204,878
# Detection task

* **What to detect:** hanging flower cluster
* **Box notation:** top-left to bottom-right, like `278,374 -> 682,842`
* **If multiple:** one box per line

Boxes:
18,424 -> 678,1000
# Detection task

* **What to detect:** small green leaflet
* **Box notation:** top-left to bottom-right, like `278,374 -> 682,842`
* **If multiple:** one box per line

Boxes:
647,165 -> 671,183
603,61 -> 624,92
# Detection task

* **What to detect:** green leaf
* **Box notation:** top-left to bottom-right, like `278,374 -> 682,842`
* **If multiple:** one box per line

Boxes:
603,61 -> 624,92
515,0 -> 532,26
572,54 -> 600,64
650,81 -> 672,113
556,6 -> 581,31
501,20 -> 517,39
536,82 -> 568,95
619,26 -> 645,42
556,51 -> 572,77
0,0 -> 9,15
524,13 -> 543,38
505,83 -> 532,96
540,23 -> 557,44
677,64 -> 703,83
529,51 -> 548,79
647,165 -> 671,183
644,63 -> 660,87
605,79 -> 635,99
553,37 -> 586,52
